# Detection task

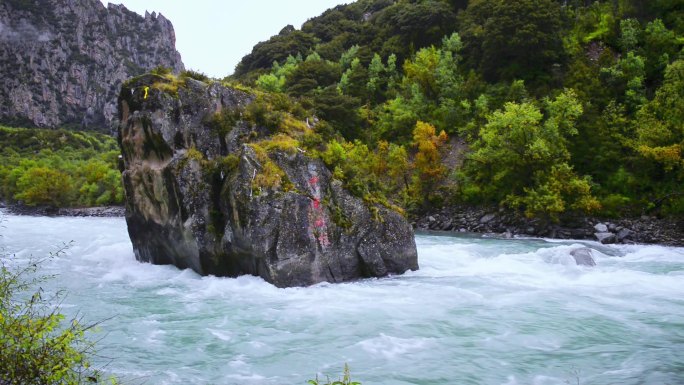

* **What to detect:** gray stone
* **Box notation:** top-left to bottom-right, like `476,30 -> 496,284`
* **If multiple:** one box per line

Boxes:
595,232 -> 616,244
594,223 -> 608,233
117,77 -> 418,288
570,248 -> 596,266
617,228 -> 634,242
570,229 -> 586,238
480,213 -> 496,224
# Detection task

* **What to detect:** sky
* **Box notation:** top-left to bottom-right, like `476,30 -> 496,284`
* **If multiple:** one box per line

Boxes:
99,1 -> 348,78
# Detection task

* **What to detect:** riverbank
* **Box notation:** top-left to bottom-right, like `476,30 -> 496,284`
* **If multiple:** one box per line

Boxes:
413,205 -> 684,247
3,201 -> 682,246
1,202 -> 124,217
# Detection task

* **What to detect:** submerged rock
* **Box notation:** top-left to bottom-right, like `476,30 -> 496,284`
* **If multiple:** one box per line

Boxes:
117,75 -> 418,287
570,248 -> 596,267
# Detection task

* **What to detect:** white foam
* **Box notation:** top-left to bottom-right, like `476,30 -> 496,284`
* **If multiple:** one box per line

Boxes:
357,334 -> 434,360
207,328 -> 232,342
146,329 -> 166,344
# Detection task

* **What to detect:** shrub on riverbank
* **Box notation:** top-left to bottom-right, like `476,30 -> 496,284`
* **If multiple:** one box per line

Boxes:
0,126 -> 123,208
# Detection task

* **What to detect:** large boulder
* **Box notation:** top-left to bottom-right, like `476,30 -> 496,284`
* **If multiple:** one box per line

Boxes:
570,248 -> 596,267
117,75 -> 418,287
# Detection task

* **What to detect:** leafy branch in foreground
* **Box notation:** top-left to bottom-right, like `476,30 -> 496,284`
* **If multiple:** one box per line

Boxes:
308,363 -> 361,385
0,239 -> 118,385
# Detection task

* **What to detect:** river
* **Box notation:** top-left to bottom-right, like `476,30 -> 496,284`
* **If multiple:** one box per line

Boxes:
1,212 -> 683,384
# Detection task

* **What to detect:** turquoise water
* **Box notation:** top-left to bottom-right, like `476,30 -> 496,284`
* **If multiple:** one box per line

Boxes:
1,213 -> 683,384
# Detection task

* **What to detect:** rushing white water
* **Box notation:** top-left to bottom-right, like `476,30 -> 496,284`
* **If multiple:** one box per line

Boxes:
1,212 -> 683,385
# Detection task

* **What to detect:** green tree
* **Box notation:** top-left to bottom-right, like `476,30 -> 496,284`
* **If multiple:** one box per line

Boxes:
385,53 -> 400,93
642,18 -> 679,81
366,53 -> 386,100
285,59 -> 341,97
14,167 -> 73,207
313,86 -> 363,140
619,18 -> 642,52
234,28 -> 317,76
338,45 -> 360,70
255,55 -> 301,93
634,60 -> 684,173
645,0 -> 684,33
374,0 -> 457,57
373,94 -> 422,143
403,46 -> 442,100
256,73 -> 285,93
77,160 -> 123,206
386,142 -> 411,199
459,0 -> 564,86
600,51 -> 647,112
465,90 -> 599,219
401,33 -> 463,102
338,57 -> 369,99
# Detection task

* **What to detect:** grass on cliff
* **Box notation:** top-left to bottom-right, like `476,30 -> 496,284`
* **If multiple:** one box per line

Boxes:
0,125 -> 123,208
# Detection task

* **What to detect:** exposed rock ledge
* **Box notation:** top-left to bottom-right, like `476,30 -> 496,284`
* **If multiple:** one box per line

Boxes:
117,75 -> 418,287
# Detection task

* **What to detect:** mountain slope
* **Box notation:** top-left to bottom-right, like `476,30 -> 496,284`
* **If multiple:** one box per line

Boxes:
0,0 -> 184,131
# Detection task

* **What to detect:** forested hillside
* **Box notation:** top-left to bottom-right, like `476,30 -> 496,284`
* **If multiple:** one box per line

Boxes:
230,0 -> 684,220
0,126 -> 123,207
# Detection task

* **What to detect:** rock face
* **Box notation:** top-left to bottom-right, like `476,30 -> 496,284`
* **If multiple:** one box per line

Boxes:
117,75 -> 418,287
0,0 -> 183,130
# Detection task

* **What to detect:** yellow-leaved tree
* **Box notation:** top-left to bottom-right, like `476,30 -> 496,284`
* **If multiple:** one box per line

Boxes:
411,121 -> 448,207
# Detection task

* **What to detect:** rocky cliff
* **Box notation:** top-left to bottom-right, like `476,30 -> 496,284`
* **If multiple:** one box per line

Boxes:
0,0 -> 183,130
117,75 -> 419,287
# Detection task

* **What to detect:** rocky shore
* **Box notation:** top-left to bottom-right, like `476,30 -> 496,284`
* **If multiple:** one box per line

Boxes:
2,202 -> 124,217
414,206 -> 684,247
3,200 -> 682,247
